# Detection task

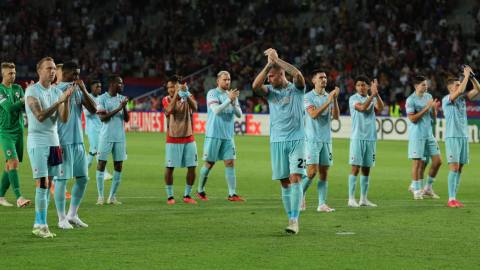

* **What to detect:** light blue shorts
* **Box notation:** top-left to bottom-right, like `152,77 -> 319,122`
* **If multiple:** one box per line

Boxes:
203,137 -> 236,162
57,143 -> 89,179
445,137 -> 469,164
408,138 -> 440,159
27,147 -> 60,179
166,142 -> 198,168
306,141 -> 332,166
87,131 -> 100,154
270,140 -> 306,180
98,141 -> 127,162
349,140 -> 376,167
422,155 -> 431,164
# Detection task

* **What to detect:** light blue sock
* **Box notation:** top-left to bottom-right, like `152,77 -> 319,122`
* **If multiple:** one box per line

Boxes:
166,185 -> 174,198
454,172 -> 461,197
413,180 -> 421,191
348,175 -> 357,196
225,167 -> 236,196
360,175 -> 369,196
317,179 -> 328,206
290,182 -> 303,219
96,170 -> 104,197
46,187 -> 51,206
109,171 -> 122,198
426,176 -> 435,185
35,187 -> 48,225
71,177 -> 88,206
54,179 -> 67,213
302,174 -> 313,196
53,178 -> 57,184
197,165 -> 211,193
419,179 -> 424,190
184,184 -> 193,197
281,187 -> 292,219
411,180 -> 415,186
87,154 -> 95,169
34,211 -> 40,226
448,171 -> 456,198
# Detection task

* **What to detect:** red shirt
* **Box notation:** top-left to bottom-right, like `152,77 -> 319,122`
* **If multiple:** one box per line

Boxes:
162,96 -> 195,144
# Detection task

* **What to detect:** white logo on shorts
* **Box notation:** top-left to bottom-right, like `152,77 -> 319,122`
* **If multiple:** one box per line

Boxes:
204,153 -> 208,158
307,155 -> 311,161
97,151 -> 101,156
94,146 -> 97,150
449,154 -> 453,160
6,150 -> 11,156
413,151 -> 417,156
351,156 -> 354,161
60,169 -> 64,176
34,167 -> 38,174
168,158 -> 171,164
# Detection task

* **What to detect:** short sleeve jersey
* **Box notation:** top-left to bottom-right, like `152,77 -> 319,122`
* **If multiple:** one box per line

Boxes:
84,93 -> 102,135
304,90 -> 333,143
162,95 -> 195,144
405,92 -> 434,140
264,82 -> 305,143
56,82 -> 85,145
349,93 -> 377,141
0,83 -> 25,134
205,88 -> 240,140
96,92 -> 129,142
442,93 -> 469,138
25,83 -> 62,148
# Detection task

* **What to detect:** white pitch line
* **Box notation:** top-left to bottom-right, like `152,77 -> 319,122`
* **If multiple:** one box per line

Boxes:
1,204 -> 477,215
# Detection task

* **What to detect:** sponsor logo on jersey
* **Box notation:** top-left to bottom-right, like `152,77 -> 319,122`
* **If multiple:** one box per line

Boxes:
6,150 -> 11,156
271,95 -> 293,105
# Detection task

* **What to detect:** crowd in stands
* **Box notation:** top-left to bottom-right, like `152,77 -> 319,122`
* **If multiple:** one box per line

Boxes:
2,0 -> 480,115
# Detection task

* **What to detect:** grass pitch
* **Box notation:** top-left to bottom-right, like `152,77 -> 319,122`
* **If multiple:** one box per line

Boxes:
1,132 -> 479,269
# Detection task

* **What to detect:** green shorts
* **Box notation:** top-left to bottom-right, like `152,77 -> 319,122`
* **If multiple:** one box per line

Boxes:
0,133 -> 23,162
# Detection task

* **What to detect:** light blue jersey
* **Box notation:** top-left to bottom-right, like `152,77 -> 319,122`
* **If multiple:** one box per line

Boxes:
96,92 -> 129,142
264,82 -> 305,142
205,88 -> 240,140
442,93 -> 469,138
349,93 -> 377,141
25,82 -> 63,148
405,92 -> 434,140
84,93 -> 102,135
304,90 -> 333,143
56,82 -> 85,145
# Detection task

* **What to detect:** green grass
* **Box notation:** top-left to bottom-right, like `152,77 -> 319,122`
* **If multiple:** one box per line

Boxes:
1,132 -> 480,269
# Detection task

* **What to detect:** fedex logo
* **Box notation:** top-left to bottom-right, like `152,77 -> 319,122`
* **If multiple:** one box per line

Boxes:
234,115 -> 262,135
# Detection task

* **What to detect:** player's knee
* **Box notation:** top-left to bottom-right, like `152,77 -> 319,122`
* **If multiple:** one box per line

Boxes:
114,162 -> 123,172
361,167 -> 370,176
205,161 -> 215,169
351,166 -> 360,175
7,159 -> 19,169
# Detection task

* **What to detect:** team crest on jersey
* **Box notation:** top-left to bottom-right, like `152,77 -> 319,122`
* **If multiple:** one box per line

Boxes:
413,150 -> 417,156
350,156 -> 354,161
34,167 -> 38,174
15,92 -> 19,98
6,150 -> 11,156
460,98 -> 464,102
286,87 -> 291,92
60,169 -> 64,176
449,154 -> 453,160
307,155 -> 311,161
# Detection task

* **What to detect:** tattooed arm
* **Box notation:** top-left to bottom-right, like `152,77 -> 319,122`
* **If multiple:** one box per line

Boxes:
27,96 -> 61,123
264,48 -> 305,89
